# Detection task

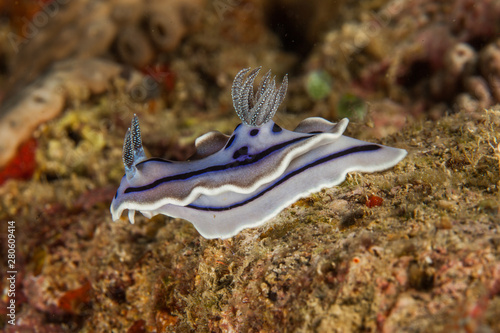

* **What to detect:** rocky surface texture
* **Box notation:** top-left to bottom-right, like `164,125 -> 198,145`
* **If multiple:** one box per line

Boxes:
0,0 -> 499,331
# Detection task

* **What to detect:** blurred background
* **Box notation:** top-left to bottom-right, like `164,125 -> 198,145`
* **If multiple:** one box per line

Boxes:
1,0 -> 499,168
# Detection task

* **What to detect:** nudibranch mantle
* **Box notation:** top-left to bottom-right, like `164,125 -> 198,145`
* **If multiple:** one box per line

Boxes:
111,67 -> 407,239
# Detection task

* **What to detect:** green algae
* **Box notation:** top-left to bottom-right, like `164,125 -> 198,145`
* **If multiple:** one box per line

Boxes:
305,70 -> 333,101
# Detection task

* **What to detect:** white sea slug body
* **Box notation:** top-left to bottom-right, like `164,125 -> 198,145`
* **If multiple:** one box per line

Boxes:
111,67 -> 407,239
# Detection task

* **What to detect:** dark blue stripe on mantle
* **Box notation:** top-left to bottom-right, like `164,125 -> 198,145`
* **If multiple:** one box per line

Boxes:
124,135 -> 313,194
186,144 -> 382,211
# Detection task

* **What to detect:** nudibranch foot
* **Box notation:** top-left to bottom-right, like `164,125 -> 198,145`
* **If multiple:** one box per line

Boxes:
110,67 -> 407,239
128,209 -> 136,224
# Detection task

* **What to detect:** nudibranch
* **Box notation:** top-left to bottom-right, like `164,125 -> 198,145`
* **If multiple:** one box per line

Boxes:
111,67 -> 407,239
